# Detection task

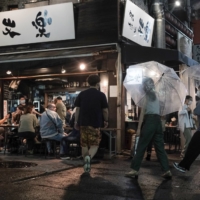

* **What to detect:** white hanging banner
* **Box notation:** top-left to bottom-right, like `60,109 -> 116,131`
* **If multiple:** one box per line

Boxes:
122,0 -> 154,47
0,3 -> 75,46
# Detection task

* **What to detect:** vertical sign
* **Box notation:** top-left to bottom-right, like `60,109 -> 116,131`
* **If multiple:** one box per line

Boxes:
3,100 -> 7,118
122,0 -> 154,47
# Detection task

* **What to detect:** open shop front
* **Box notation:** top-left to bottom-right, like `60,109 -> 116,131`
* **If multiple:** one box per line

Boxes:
0,45 -> 121,157
0,0 -> 125,155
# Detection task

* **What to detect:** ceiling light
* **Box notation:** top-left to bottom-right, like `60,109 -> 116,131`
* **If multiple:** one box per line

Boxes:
6,70 -> 12,75
80,63 -> 86,70
61,69 -> 66,74
175,1 -> 181,6
61,66 -> 66,74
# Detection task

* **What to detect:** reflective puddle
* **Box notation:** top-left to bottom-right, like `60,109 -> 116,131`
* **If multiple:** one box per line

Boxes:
0,161 -> 37,168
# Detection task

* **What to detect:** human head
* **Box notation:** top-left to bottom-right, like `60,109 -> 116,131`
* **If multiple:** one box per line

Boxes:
142,77 -> 155,93
56,96 -> 63,102
19,96 -> 26,105
16,104 -> 24,113
24,105 -> 33,114
185,95 -> 193,105
47,103 -> 56,111
87,75 -> 100,87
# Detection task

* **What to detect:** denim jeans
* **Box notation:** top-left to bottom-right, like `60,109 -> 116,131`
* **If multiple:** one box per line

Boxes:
62,129 -> 80,155
46,134 -> 66,154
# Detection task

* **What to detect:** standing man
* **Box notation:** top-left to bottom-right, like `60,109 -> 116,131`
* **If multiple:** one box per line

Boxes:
56,96 -> 66,126
178,95 -> 193,158
125,78 -> 171,179
40,103 -> 67,159
74,74 -> 109,172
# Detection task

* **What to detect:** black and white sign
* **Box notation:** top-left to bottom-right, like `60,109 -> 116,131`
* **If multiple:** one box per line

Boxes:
193,45 -> 200,63
0,3 -> 75,46
122,0 -> 154,47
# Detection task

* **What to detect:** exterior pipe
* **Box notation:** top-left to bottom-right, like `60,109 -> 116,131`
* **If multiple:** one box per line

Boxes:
152,2 -> 166,48
186,0 -> 191,28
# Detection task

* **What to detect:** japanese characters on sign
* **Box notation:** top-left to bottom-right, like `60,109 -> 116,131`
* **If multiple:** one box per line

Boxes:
122,0 -> 154,47
193,45 -> 200,63
0,3 -> 75,46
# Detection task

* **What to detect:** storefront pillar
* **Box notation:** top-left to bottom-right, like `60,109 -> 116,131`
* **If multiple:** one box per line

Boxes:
116,48 -> 122,153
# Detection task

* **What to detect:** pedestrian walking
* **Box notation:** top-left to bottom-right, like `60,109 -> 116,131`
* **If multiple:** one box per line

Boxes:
125,78 -> 171,179
178,95 -> 194,158
74,74 -> 109,173
174,99 -> 200,172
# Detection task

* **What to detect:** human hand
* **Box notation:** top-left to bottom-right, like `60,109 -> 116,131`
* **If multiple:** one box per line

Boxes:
63,132 -> 68,136
4,114 -> 10,119
187,107 -> 191,111
104,121 -> 108,128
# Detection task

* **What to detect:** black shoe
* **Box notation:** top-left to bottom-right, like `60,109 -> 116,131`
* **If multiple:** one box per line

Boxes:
60,154 -> 70,160
162,170 -> 172,179
173,162 -> 186,173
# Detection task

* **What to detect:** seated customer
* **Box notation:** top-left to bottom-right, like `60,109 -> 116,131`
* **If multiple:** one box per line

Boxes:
18,105 -> 39,154
12,104 -> 24,125
40,103 -> 68,159
0,114 -> 10,149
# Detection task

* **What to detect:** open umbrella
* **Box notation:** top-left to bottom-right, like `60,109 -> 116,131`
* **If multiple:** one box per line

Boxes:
182,65 -> 200,81
123,61 -> 187,116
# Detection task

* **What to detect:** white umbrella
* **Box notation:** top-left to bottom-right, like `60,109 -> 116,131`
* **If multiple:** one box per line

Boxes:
123,61 -> 187,116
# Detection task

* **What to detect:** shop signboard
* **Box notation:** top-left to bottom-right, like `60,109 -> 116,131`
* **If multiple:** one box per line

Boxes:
193,44 -> 200,63
122,0 -> 154,47
0,3 -> 75,46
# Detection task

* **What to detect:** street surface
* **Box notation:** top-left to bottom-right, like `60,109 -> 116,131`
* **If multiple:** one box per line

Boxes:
0,150 -> 200,200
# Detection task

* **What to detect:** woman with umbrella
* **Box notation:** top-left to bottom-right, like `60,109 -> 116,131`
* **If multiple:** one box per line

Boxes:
125,77 -> 171,179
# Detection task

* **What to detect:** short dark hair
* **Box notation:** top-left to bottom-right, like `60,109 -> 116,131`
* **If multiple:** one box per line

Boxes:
87,75 -> 100,86
17,104 -> 24,111
185,95 -> 192,100
24,105 -> 33,114
57,96 -> 62,100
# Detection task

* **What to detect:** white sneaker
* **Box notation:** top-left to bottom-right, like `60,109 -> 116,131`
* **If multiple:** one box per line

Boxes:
173,162 -> 186,173
84,155 -> 91,172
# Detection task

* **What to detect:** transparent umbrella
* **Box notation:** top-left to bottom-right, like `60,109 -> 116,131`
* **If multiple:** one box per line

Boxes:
123,61 -> 187,116
181,65 -> 200,81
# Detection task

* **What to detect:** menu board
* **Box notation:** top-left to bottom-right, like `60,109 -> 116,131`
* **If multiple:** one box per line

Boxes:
3,81 -> 10,99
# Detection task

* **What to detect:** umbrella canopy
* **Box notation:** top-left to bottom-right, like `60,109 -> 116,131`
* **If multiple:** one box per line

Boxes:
181,65 -> 200,81
123,61 -> 187,116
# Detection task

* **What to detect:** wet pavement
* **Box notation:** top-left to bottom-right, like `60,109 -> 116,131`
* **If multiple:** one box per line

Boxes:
0,150 -> 200,200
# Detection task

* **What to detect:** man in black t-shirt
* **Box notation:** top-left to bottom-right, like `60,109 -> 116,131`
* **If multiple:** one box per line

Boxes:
74,75 -> 109,173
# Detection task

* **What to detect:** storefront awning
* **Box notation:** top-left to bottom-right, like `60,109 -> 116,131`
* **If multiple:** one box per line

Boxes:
0,44 -> 118,64
121,44 -> 199,67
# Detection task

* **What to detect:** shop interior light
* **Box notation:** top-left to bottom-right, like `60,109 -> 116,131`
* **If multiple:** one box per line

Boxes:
6,70 -> 12,75
175,1 -> 181,6
61,66 -> 66,74
79,63 -> 86,70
